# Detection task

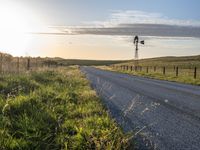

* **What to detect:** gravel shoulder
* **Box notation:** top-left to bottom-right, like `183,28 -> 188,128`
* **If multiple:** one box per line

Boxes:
81,66 -> 200,150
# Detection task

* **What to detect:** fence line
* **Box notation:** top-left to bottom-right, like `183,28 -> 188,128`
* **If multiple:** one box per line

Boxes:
0,54 -> 62,74
113,65 -> 199,79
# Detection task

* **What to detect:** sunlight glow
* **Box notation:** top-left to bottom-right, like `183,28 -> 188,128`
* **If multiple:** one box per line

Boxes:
0,1 -> 45,56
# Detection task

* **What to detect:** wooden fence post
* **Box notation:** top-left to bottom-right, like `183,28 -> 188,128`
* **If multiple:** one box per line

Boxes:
154,66 -> 156,72
163,67 -> 166,75
27,58 -> 30,71
194,67 -> 197,79
176,67 -> 179,77
17,57 -> 19,74
0,53 -> 2,74
146,66 -> 149,73
130,66 -> 133,71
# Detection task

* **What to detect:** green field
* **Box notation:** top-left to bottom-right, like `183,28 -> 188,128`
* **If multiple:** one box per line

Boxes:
0,67 -> 130,149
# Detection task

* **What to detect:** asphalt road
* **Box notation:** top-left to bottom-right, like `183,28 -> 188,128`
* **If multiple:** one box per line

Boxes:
81,66 -> 200,150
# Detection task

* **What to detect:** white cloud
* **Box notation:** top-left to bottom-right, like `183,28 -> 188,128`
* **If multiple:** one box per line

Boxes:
84,10 -> 200,27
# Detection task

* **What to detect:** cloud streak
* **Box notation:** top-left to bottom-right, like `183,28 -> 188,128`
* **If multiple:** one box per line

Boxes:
37,10 -> 200,38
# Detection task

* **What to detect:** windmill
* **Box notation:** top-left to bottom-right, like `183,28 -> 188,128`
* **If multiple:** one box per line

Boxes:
133,35 -> 144,67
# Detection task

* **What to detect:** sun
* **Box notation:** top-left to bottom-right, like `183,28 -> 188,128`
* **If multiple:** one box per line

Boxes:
0,1 -> 43,56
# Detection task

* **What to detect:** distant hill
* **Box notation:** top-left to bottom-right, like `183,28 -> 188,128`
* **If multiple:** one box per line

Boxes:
42,55 -> 200,67
54,59 -> 128,66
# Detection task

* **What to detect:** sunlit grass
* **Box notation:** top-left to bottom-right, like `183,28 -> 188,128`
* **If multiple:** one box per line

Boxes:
0,66 -> 131,149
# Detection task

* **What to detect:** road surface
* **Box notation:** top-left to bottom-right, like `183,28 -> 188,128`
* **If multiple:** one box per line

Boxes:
81,66 -> 200,150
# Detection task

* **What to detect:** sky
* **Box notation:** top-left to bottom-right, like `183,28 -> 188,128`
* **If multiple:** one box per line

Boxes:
0,0 -> 200,60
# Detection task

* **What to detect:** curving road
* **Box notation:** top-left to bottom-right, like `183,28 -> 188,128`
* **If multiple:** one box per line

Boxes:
81,66 -> 200,150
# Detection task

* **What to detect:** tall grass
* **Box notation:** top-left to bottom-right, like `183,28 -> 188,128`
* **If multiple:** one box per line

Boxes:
0,67 -> 130,149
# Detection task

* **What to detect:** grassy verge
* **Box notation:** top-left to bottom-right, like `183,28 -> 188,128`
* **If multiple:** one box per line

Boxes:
0,67 -> 131,149
96,66 -> 200,86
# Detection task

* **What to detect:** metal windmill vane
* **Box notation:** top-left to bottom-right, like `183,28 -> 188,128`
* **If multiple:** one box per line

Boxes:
133,35 -> 144,67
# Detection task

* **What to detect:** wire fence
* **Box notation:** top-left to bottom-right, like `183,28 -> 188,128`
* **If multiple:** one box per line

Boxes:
113,65 -> 199,79
0,53 -> 60,74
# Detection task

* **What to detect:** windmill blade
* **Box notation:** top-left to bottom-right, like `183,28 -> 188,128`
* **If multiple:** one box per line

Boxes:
140,40 -> 145,45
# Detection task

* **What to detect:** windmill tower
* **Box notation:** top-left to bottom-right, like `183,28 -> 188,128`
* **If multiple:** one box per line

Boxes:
133,35 -> 144,67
